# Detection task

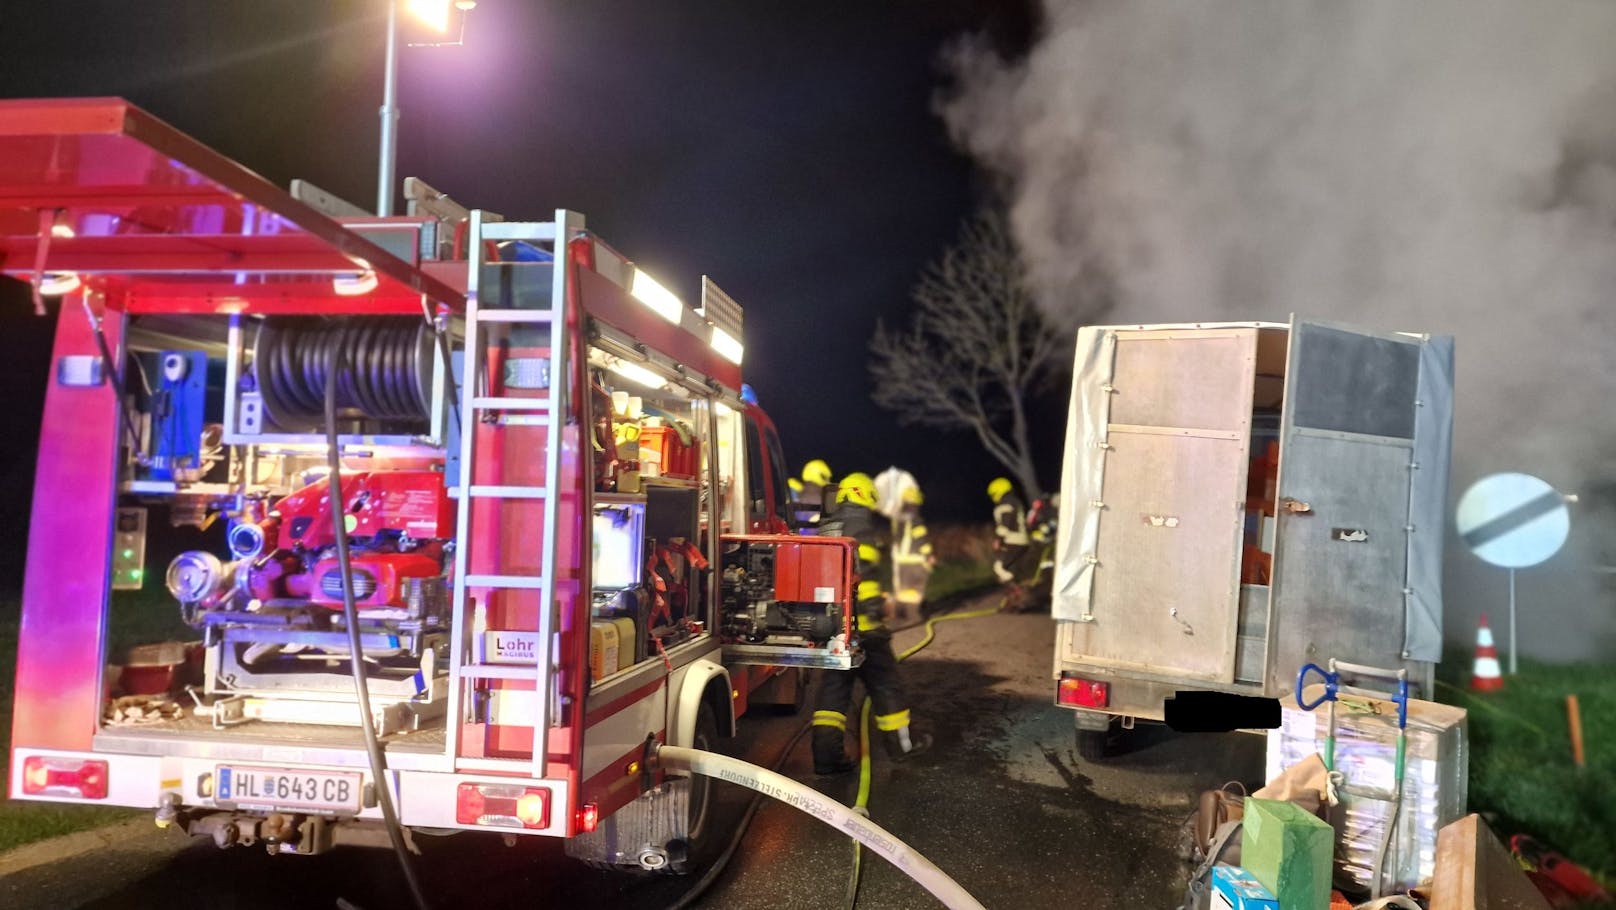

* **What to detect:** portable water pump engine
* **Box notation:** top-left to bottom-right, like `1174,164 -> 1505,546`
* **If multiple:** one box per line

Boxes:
720,539 -> 842,644
166,470 -> 452,625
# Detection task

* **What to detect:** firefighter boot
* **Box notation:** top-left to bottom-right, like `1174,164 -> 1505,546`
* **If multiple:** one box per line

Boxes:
812,715 -> 855,775
884,726 -> 932,763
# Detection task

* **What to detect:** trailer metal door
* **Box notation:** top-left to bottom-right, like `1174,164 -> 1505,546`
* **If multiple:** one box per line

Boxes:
1077,328 -> 1256,684
1265,319 -> 1425,693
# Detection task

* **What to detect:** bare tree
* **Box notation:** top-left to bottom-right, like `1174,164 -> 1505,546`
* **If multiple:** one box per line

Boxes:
870,209 -> 1068,498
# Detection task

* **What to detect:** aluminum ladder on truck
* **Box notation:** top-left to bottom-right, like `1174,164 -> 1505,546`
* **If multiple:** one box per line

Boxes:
444,210 -> 584,778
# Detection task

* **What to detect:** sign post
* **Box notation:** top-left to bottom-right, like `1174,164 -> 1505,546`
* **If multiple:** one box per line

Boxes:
1455,472 -> 1571,675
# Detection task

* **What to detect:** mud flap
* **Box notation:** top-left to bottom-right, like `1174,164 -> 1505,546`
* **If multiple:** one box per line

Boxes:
563,778 -> 691,871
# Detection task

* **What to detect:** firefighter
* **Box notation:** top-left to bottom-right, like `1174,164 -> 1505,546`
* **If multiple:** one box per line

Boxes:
890,485 -> 934,621
812,472 -> 932,775
989,477 -> 1032,594
794,458 -> 833,531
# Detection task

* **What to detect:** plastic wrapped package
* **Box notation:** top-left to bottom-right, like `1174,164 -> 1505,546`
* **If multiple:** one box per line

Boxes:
1266,685 -> 1467,892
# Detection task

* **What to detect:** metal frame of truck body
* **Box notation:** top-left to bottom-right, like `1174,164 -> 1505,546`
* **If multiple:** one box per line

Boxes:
1051,320 -> 1454,725
0,97 -> 830,846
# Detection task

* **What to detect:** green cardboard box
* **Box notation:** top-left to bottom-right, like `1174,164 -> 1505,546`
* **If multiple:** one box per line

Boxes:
1241,797 -> 1333,910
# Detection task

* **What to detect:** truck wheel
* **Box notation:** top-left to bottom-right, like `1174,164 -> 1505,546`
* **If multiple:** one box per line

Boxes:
671,699 -> 723,873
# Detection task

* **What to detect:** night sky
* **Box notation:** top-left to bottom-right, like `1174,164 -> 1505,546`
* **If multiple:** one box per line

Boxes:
0,0 -> 1048,583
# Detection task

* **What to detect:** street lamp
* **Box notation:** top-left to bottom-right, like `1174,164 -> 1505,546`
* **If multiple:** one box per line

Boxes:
377,0 -> 476,216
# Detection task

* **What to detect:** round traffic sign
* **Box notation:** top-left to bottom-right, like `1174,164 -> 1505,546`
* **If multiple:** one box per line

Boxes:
1456,472 -> 1569,569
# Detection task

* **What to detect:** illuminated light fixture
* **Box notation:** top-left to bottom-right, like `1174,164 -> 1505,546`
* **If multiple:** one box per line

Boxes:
405,0 -> 452,32
21,755 -> 109,800
333,259 -> 379,297
714,401 -> 734,417
577,802 -> 600,834
709,325 -> 744,365
606,359 -> 668,391
37,272 -> 82,297
455,782 -> 550,830
50,223 -> 75,239
630,268 -> 684,324
1056,676 -> 1110,709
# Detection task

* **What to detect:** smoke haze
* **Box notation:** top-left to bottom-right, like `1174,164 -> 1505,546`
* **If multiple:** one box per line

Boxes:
942,0 -> 1616,659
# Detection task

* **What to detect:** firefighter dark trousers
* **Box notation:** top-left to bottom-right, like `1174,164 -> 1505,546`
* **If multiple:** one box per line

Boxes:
812,632 -> 916,765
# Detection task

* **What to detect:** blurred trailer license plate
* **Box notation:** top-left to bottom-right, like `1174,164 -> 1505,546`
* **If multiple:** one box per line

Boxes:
217,766 -> 362,814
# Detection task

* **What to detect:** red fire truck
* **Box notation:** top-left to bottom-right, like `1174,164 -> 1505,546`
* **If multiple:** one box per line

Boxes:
1,97 -> 860,869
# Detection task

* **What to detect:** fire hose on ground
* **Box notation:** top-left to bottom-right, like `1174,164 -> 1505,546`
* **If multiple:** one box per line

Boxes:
846,606 -> 1001,907
661,603 -> 1000,910
655,744 -> 986,910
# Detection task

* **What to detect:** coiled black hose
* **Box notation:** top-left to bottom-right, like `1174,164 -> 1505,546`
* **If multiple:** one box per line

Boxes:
255,318 -> 433,426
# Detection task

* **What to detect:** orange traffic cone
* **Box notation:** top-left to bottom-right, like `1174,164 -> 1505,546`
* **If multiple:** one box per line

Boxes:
1471,613 -> 1504,692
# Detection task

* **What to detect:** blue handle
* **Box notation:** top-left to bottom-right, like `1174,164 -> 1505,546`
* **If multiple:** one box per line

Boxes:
1295,662 -> 1338,711
1393,676 -> 1409,729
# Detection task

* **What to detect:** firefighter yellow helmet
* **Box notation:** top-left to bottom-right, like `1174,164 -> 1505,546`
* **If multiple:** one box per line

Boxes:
836,472 -> 877,507
788,477 -> 804,494
902,486 -> 924,506
987,477 -> 1014,502
802,459 -> 832,486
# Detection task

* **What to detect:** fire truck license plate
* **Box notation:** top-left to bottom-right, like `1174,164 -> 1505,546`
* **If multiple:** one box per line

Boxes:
216,766 -> 362,814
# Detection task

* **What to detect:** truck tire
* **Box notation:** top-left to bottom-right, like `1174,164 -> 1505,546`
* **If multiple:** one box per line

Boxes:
670,699 -> 724,873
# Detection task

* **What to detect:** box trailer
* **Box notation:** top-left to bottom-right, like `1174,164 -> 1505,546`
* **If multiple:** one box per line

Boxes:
1050,320 -> 1453,758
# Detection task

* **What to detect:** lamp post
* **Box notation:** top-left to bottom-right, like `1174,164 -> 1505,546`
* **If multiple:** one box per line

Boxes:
376,1 -> 474,216
377,2 -> 401,216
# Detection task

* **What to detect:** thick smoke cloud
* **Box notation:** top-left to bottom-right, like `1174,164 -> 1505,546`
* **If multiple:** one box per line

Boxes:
942,0 -> 1616,660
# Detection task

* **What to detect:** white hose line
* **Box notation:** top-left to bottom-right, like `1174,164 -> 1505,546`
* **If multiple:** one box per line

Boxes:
658,746 -> 986,910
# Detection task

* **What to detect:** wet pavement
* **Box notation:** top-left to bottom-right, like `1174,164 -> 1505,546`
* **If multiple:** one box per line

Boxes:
1,594 -> 1267,909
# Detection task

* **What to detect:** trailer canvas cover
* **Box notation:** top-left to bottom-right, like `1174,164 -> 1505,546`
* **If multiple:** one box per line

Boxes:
1052,321 -> 1453,666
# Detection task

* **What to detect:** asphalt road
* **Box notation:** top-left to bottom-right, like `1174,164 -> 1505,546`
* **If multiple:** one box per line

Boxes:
0,596 -> 1267,909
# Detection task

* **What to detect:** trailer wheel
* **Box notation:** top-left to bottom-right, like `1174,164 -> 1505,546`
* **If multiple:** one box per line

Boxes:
1075,721 -> 1124,762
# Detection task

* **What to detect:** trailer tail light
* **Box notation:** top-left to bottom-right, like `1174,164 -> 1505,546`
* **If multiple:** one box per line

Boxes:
22,756 -> 109,800
456,783 -> 550,830
1057,676 -> 1110,709
577,802 -> 600,834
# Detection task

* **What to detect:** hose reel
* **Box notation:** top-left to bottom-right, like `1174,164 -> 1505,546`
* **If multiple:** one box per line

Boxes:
251,317 -> 435,431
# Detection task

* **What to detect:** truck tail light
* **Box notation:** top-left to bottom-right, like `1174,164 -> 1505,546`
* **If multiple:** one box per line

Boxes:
577,802 -> 600,833
1057,676 -> 1110,709
456,783 -> 550,830
22,755 -> 109,800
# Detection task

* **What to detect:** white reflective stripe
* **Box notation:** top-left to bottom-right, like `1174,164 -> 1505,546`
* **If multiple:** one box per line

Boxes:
1473,657 -> 1501,677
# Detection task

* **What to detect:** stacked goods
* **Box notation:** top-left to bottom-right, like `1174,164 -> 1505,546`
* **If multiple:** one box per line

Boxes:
1267,686 -> 1468,892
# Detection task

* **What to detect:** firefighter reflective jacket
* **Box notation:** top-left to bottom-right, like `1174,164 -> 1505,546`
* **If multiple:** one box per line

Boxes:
892,511 -> 933,607
994,494 -> 1029,548
823,500 -> 887,632
893,514 -> 932,566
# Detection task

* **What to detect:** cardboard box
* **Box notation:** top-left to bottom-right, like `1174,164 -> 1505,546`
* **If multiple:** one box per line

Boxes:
1268,685 -> 1468,892
1212,865 -> 1280,909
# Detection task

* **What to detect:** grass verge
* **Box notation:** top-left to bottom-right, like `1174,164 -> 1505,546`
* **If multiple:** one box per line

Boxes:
1435,653 -> 1616,881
